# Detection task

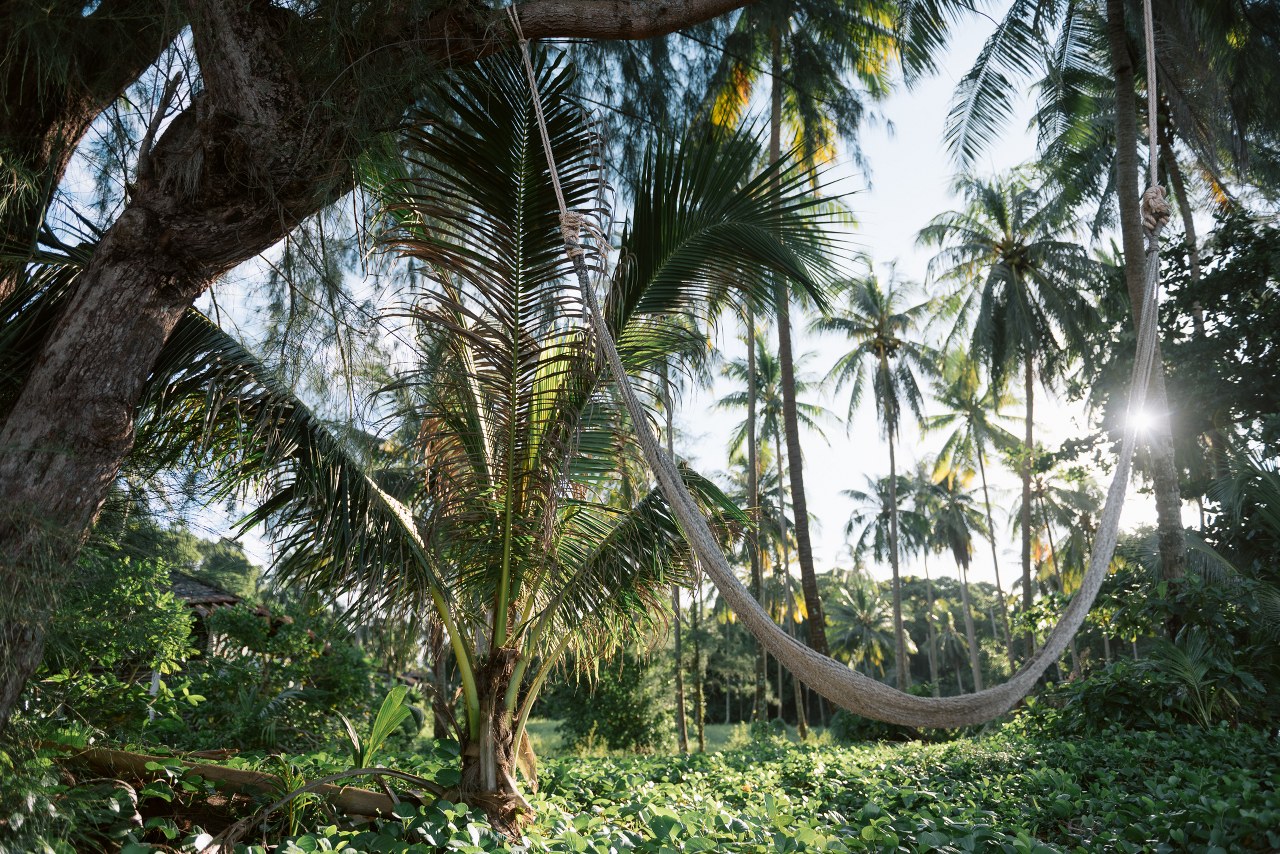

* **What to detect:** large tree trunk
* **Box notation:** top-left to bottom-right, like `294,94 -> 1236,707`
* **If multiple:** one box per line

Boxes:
1020,350 -> 1036,659
887,428 -> 910,689
0,0 -> 759,731
1104,0 -> 1187,587
957,562 -> 983,692
768,25 -> 829,658
976,450 -> 1016,670
778,532 -> 809,740
459,649 -> 529,839
746,310 -> 768,723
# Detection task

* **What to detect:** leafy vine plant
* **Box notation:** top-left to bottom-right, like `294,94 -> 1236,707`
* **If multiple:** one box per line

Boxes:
136,48 -> 837,835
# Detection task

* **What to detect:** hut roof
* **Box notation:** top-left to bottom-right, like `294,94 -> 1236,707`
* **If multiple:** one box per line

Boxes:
168,571 -> 240,614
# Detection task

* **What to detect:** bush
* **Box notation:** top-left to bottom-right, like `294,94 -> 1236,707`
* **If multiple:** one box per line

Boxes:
546,653 -> 673,755
170,601 -> 378,752
31,546 -> 195,736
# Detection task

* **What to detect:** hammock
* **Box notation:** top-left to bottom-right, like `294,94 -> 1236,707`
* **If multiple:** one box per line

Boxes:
508,3 -> 1173,727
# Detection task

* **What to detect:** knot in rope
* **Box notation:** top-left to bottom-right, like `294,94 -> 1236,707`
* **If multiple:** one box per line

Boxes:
560,211 -> 586,258
1141,184 -> 1171,243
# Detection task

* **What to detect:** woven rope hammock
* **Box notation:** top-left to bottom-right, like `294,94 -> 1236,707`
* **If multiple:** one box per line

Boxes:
509,2 -> 1173,727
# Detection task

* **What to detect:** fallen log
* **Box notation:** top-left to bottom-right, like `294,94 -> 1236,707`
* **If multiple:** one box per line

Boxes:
53,745 -> 409,818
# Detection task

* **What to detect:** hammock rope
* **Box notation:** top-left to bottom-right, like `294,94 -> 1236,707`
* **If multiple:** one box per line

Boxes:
507,2 -> 1169,727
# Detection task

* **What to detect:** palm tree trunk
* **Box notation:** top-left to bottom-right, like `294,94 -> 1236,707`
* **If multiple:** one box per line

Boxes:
665,374 -> 690,754
887,429 -> 910,688
1037,495 -> 1081,675
957,562 -> 984,692
1020,349 -> 1036,659
1105,0 -> 1187,591
693,577 -> 706,752
460,649 -> 528,839
779,537 -> 809,740
976,449 -> 1016,670
746,312 -> 768,723
768,427 -> 808,742
923,559 -> 940,697
769,25 -> 829,658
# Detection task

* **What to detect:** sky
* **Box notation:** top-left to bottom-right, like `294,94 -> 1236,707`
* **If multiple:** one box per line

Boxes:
180,9 -> 1189,591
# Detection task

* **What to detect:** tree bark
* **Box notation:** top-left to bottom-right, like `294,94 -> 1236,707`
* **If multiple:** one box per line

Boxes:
1104,0 -> 1187,587
459,648 -> 528,839
887,428 -> 910,689
746,310 -> 768,723
768,23 -> 829,658
0,0 -> 761,730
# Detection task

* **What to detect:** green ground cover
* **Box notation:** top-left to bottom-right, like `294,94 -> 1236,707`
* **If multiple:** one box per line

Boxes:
19,723 -> 1272,854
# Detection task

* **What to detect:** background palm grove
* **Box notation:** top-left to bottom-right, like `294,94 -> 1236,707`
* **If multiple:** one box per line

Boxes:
1,0 -> 1279,850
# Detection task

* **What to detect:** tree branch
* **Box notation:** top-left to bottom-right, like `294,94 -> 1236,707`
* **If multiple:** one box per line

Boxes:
511,0 -> 752,41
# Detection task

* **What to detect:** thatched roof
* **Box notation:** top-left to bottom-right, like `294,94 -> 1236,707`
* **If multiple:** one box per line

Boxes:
168,571 -> 240,615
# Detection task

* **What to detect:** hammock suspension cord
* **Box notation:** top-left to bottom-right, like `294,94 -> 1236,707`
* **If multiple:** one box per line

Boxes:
507,1 -> 1169,727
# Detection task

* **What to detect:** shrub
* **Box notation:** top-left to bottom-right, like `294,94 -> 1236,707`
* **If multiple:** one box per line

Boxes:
172,601 -> 378,752
32,547 -> 195,736
547,653 -> 674,755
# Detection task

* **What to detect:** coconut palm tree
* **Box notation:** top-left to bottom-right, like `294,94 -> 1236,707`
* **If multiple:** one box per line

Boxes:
922,349 -> 1019,667
843,473 -> 929,687
719,332 -> 828,719
92,52 -> 837,833
925,468 -> 990,691
827,570 -> 897,677
815,274 -> 936,688
701,0 -> 899,661
920,172 -> 1099,658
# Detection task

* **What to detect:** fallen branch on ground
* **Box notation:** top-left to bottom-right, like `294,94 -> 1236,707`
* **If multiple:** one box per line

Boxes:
51,744 -> 449,819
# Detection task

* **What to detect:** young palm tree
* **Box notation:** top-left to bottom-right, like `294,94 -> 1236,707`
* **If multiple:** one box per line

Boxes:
827,570 -> 897,677
920,173 -> 1099,658
110,52 -> 836,833
815,274 -> 936,688
923,349 -> 1019,667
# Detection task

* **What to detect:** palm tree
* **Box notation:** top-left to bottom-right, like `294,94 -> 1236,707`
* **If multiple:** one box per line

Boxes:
920,172 -> 1099,658
815,274 -> 936,688
925,468 -> 990,692
923,349 -> 1019,667
843,473 -> 929,687
115,52 -> 836,833
925,0 -> 1280,587
701,0 -> 899,661
716,338 -> 824,732
827,570 -> 897,677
